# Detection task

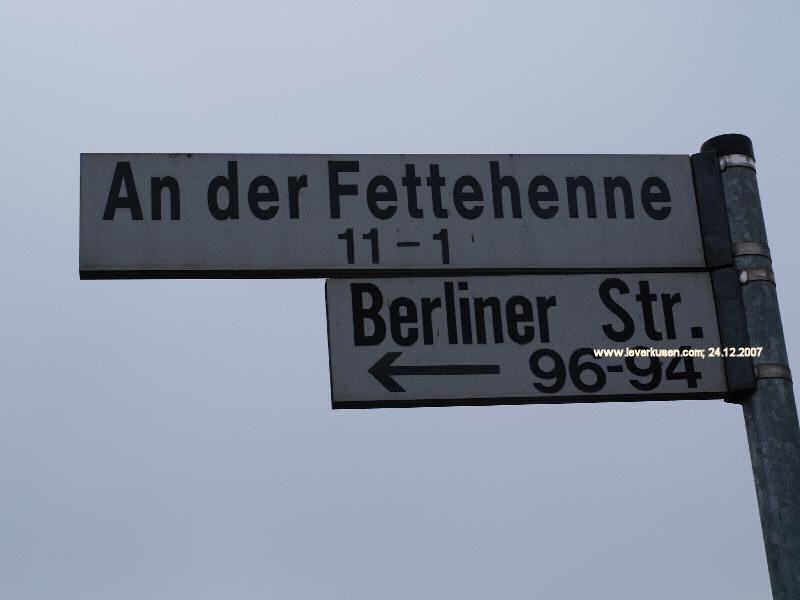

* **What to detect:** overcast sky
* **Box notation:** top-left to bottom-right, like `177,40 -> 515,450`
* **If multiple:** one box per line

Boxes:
2,1 -> 799,599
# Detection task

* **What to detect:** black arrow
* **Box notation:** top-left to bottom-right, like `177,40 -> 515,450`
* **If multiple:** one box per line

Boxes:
368,351 -> 501,392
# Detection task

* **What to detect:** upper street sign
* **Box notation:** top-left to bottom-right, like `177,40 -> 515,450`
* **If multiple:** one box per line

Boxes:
325,271 -> 752,409
80,154 -> 719,277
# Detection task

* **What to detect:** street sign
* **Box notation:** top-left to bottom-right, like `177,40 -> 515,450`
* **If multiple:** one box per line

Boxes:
325,272 -> 734,408
81,154 -> 709,278
77,136 -> 800,597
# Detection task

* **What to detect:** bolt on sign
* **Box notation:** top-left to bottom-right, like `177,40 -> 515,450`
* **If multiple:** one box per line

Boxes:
80,154 -> 716,277
325,271 -> 752,408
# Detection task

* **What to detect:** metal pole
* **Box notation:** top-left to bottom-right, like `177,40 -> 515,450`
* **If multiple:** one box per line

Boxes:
701,134 -> 800,599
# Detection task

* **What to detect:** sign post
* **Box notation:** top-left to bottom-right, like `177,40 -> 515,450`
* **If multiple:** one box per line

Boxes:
701,134 -> 800,599
79,139 -> 799,598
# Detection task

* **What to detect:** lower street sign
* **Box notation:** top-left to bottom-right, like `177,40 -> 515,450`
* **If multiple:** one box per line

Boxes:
325,272 -> 744,408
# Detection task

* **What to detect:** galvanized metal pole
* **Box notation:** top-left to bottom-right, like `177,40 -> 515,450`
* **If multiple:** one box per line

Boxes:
701,134 -> 800,599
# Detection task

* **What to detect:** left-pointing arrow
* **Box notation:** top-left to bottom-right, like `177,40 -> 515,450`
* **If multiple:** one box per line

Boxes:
368,352 -> 501,392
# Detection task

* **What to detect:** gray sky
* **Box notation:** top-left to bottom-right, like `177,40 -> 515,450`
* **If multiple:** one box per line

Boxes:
2,1 -> 799,598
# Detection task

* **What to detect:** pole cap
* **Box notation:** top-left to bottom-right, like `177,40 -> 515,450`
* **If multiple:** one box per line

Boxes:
701,133 -> 754,160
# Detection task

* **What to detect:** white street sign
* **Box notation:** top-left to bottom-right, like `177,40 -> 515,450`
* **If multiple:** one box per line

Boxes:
325,273 -> 730,408
80,154 -> 706,277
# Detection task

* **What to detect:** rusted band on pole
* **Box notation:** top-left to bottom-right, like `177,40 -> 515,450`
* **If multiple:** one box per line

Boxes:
733,241 -> 771,260
754,363 -> 793,382
739,267 -> 776,285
